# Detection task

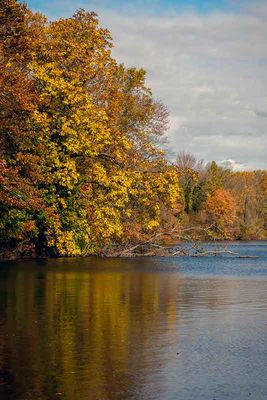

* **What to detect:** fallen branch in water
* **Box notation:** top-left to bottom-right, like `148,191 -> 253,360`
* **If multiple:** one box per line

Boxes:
238,255 -> 259,259
115,225 -> 215,257
106,225 -> 259,258
192,250 -> 259,258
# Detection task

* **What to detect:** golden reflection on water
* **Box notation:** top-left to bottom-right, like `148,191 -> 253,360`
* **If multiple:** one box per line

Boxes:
0,260 -> 266,400
1,266 -> 182,399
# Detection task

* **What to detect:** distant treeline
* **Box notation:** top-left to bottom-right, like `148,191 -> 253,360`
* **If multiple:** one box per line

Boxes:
175,153 -> 266,242
0,1 -> 266,258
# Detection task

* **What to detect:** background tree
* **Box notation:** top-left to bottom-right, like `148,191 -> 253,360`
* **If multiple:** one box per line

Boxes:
204,189 -> 235,239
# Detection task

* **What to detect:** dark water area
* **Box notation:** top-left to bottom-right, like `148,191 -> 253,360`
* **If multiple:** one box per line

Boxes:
0,242 -> 267,400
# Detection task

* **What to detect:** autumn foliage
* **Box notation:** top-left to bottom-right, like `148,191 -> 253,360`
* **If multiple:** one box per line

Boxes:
204,189 -> 235,238
0,1 -> 266,258
176,154 -> 267,241
0,0 -> 180,257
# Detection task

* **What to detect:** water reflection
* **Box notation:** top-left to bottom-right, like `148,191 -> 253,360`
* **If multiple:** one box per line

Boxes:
0,258 -> 267,400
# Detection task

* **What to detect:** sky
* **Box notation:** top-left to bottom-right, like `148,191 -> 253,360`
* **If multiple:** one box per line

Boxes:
27,0 -> 267,170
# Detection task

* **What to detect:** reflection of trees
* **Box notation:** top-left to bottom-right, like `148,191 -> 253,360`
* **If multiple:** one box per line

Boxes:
0,264 -> 180,400
0,261 -> 245,400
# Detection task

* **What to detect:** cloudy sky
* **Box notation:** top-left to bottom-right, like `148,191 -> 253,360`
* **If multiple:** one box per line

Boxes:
27,0 -> 267,170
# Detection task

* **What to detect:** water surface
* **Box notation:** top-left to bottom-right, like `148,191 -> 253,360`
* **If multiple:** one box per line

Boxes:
0,242 -> 267,400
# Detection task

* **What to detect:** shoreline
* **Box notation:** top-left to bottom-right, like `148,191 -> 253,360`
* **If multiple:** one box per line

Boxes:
1,239 -> 266,261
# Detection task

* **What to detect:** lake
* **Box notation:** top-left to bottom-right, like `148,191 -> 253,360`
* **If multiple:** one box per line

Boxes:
0,242 -> 267,400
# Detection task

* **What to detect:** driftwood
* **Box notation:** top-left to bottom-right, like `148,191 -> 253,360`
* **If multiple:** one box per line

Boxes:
106,224 -> 258,259
238,255 -> 259,259
116,225 -> 213,257
192,251 -> 259,259
191,249 -> 239,257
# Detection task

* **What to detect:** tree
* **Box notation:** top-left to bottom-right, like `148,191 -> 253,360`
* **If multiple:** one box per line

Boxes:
0,0 -> 45,255
176,152 -> 206,214
227,171 -> 267,239
0,4 -> 180,257
204,189 -> 235,239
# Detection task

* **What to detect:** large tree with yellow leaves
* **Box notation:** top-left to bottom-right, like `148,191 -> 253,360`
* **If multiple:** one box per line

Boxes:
0,2 -> 180,257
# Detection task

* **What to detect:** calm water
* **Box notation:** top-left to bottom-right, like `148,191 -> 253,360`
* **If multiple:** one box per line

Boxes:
0,242 -> 267,400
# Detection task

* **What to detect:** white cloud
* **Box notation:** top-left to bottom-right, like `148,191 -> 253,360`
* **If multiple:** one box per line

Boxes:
96,4 -> 267,170
219,159 -> 247,171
